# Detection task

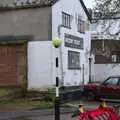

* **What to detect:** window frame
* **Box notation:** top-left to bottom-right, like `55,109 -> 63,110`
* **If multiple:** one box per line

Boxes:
103,77 -> 119,86
68,50 -> 80,69
62,12 -> 71,29
77,18 -> 85,33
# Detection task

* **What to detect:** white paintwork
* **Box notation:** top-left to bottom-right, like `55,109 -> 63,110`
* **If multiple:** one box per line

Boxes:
92,64 -> 120,82
28,0 -> 91,89
28,41 -> 53,89
91,15 -> 120,83
52,0 -> 91,86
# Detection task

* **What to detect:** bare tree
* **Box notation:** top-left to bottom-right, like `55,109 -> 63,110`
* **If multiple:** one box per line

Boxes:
91,0 -> 120,64
94,0 -> 120,18
92,0 -> 120,37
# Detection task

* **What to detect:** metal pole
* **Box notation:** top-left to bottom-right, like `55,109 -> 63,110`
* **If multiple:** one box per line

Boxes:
89,58 -> 92,83
55,98 -> 60,120
55,56 -> 60,120
52,35 -> 62,120
55,77 -> 60,120
56,77 -> 59,97
82,64 -> 84,85
59,44 -> 64,86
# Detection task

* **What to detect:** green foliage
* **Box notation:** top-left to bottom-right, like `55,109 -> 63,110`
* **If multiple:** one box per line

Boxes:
52,38 -> 62,48
0,87 -> 27,100
0,88 -> 11,96
0,99 -> 53,111
0,88 -> 21,96
0,88 -> 55,111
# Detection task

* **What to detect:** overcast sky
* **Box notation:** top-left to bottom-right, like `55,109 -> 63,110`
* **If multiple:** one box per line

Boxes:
83,0 -> 95,8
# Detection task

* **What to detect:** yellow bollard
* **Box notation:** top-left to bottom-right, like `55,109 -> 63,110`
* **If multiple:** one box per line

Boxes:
99,100 -> 108,108
71,104 -> 84,117
78,104 -> 84,113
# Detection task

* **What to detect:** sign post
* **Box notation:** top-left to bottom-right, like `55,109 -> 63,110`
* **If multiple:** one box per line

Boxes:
52,38 -> 62,120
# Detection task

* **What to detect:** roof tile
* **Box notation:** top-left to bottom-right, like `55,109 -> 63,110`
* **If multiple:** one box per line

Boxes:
0,0 -> 59,7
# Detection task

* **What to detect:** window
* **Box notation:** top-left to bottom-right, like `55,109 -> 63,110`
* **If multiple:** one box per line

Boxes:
77,18 -> 85,33
103,77 -> 118,86
68,51 -> 80,69
92,40 -> 120,64
118,79 -> 120,85
62,12 -> 71,28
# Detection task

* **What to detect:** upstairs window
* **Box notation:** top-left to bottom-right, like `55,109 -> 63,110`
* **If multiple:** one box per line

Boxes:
62,12 -> 71,29
77,18 -> 85,33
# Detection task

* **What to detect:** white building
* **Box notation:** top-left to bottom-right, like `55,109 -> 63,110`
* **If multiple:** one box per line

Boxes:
0,0 -> 91,90
91,13 -> 120,82
28,0 -> 91,90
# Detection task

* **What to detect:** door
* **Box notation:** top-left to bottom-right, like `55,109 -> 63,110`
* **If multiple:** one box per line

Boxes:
0,46 -> 17,86
0,45 -> 27,86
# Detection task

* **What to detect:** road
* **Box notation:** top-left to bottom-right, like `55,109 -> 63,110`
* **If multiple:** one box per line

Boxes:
0,100 -> 119,120
12,113 -> 78,120
0,109 -> 78,120
0,107 -> 77,120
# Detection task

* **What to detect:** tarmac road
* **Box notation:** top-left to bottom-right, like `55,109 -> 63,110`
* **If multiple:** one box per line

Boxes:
12,113 -> 78,120
0,100 -> 119,120
0,107 -> 77,120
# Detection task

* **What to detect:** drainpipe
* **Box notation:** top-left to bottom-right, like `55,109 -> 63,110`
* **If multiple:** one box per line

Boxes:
88,54 -> 92,83
57,25 -> 64,86
82,64 -> 84,85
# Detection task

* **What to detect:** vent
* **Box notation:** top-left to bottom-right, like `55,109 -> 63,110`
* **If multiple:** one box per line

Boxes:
112,55 -> 117,62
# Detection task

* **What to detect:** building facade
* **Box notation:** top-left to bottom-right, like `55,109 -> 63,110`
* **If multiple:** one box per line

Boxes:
0,0 -> 91,90
91,14 -> 120,82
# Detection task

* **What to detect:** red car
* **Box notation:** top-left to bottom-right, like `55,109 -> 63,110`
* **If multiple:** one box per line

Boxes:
83,76 -> 120,101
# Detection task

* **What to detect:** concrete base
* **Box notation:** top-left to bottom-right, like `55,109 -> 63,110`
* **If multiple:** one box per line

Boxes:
59,86 -> 83,101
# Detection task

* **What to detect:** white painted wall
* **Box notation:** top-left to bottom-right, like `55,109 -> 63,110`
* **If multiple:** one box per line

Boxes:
28,41 -> 53,90
52,0 -> 91,86
93,64 -> 120,82
28,0 -> 91,89
91,16 -> 120,83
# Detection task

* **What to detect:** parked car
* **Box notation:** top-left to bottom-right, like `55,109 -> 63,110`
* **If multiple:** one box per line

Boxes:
83,76 -> 120,101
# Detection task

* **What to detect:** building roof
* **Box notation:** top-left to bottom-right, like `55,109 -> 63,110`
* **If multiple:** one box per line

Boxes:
14,0 -> 59,6
79,0 -> 91,22
0,0 -> 91,21
0,0 -> 59,8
